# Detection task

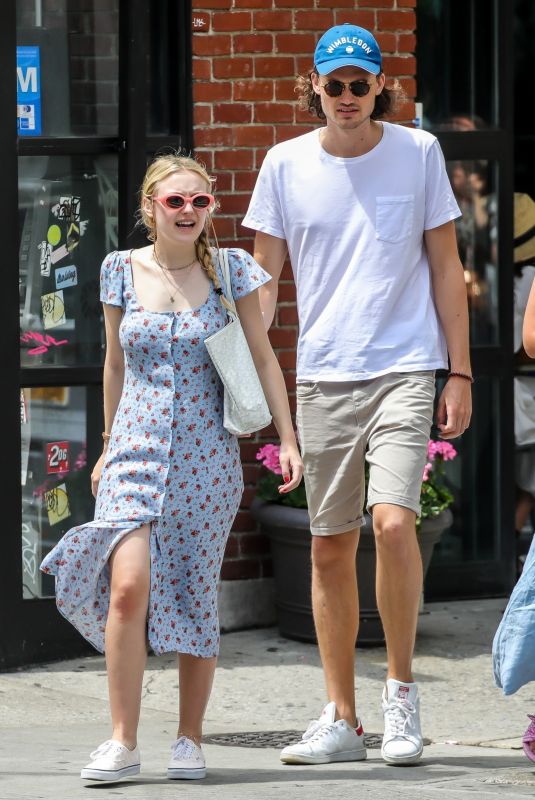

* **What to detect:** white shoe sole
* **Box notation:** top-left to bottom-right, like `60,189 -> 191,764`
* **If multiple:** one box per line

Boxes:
381,745 -> 423,766
167,766 -> 207,779
281,749 -> 367,765
81,763 -> 140,781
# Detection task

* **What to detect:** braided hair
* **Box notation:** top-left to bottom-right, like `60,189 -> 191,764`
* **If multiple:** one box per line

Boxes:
139,153 -> 233,312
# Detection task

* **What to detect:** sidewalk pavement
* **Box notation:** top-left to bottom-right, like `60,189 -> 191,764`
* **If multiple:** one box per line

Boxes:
1,598 -> 534,799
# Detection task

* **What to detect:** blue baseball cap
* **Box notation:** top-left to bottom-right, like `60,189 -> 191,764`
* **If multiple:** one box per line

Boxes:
314,24 -> 382,76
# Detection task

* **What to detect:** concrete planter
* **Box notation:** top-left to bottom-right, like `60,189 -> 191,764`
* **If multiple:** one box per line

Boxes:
250,498 -> 453,646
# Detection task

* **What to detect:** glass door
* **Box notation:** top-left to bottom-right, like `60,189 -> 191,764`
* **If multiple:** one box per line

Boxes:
1,0 -> 192,668
416,0 -> 515,598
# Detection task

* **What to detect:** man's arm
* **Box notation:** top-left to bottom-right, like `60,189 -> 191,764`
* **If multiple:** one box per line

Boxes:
425,220 -> 472,439
254,231 -> 288,330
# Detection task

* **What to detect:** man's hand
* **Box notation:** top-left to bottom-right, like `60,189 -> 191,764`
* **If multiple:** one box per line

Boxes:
436,377 -> 472,439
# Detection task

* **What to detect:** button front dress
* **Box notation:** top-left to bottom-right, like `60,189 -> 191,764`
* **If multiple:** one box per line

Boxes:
41,248 -> 270,657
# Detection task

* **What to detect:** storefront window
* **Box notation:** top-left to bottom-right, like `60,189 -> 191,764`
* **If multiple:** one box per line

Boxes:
21,386 -> 92,600
16,0 -> 119,137
19,154 -> 118,367
416,0 -> 497,132
447,159 -> 498,346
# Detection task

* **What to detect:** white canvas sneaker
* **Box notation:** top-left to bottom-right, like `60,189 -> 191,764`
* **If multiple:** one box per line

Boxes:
381,679 -> 424,765
167,736 -> 206,779
80,739 -> 140,782
280,701 -> 367,764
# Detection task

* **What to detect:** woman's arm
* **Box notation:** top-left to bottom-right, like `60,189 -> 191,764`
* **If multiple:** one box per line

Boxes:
235,289 -> 303,493
91,304 -> 125,497
523,279 -> 535,357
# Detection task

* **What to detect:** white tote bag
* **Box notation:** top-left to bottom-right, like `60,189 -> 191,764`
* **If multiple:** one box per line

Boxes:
204,249 -> 272,436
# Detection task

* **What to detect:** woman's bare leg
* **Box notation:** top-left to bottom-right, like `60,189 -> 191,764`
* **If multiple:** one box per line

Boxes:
105,524 -> 151,749
176,654 -> 217,742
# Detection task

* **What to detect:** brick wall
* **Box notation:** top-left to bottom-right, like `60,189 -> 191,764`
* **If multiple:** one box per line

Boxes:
192,0 -> 417,581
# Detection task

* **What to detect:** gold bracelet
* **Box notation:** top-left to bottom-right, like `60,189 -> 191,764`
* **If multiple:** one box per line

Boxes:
102,432 -> 111,442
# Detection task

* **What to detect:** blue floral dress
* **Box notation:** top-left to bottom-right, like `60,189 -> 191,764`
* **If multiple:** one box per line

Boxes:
41,248 -> 270,658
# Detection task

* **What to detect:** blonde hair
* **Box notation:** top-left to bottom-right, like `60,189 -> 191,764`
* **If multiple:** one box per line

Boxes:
140,153 -> 232,311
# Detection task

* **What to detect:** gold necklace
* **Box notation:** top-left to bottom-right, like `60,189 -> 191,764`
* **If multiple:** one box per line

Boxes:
153,246 -> 197,271
152,248 -> 196,304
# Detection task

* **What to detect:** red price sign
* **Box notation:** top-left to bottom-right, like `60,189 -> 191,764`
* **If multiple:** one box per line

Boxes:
46,441 -> 69,474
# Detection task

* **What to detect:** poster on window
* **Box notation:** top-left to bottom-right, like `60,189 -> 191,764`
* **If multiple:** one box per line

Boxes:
17,46 -> 42,136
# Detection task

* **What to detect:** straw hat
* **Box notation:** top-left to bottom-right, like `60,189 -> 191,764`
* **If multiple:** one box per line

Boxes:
514,192 -> 535,264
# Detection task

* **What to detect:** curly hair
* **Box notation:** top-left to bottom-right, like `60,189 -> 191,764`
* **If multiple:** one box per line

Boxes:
295,69 -> 405,121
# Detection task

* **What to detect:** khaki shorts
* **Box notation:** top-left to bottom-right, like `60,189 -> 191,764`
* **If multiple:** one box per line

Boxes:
296,372 -> 435,536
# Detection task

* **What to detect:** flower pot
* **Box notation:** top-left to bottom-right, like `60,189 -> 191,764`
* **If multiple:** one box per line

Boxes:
250,498 -> 452,646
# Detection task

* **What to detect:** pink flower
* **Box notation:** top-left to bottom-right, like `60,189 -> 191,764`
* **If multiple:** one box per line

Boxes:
427,440 -> 457,462
256,443 -> 282,475
74,443 -> 87,471
422,462 -> 432,482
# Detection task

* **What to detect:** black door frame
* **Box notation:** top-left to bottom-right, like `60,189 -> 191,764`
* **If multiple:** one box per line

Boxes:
0,0 -> 192,669
426,0 -> 516,598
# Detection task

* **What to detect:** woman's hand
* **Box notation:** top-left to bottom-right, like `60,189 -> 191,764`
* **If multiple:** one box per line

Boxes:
277,442 -> 304,494
90,451 -> 107,498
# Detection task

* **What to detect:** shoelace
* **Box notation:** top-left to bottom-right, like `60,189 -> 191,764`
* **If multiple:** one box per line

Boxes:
305,722 -> 340,744
384,699 -> 417,739
89,740 -> 124,760
171,736 -> 200,760
301,718 -> 324,742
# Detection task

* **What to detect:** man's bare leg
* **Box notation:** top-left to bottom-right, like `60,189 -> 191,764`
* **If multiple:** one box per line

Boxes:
311,529 -> 360,725
373,504 -> 421,681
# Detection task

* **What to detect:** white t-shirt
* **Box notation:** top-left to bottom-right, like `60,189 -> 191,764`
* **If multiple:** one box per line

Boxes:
242,122 -> 461,381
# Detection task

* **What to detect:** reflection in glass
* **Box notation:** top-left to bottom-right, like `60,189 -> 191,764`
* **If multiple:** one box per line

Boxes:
21,387 -> 92,600
18,154 -> 118,367
447,159 -> 498,345
430,377 -> 499,566
147,1 -> 184,136
16,0 -> 119,136
416,0 -> 496,131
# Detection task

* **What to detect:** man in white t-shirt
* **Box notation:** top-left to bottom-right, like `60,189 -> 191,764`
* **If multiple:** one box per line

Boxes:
243,23 -> 472,766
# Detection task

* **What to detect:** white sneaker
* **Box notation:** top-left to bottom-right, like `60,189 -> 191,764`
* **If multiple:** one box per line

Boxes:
280,701 -> 367,764
80,739 -> 140,782
381,679 -> 423,765
167,736 -> 206,780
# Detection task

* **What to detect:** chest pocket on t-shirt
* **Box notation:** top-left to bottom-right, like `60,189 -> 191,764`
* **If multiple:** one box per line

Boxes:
375,195 -> 414,244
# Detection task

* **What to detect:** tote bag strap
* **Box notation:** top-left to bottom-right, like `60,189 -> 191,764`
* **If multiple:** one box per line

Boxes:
219,248 -> 238,317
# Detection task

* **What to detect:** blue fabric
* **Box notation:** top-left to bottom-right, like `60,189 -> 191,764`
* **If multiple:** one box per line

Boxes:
41,248 -> 270,657
493,535 -> 535,695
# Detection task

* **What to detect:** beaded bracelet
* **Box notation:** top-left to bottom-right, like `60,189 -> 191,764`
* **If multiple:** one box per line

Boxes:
448,371 -> 474,384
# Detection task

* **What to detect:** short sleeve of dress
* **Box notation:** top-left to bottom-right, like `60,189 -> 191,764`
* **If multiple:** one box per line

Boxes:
224,248 -> 272,299
100,251 -> 125,308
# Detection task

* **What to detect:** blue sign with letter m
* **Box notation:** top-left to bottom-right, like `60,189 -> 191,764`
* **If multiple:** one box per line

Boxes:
17,46 -> 42,136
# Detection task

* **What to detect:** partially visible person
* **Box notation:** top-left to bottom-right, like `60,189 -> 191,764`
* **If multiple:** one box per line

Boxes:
513,194 -> 535,573
494,197 -> 535,761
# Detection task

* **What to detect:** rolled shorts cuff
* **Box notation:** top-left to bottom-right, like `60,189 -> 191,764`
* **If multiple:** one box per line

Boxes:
366,492 -> 421,517
310,515 -> 366,537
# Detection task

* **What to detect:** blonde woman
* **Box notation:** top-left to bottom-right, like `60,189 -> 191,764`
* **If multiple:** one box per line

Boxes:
41,154 -> 303,782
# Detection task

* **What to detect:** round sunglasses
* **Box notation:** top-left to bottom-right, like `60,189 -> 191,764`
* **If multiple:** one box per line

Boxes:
320,79 -> 373,98
152,192 -> 214,210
